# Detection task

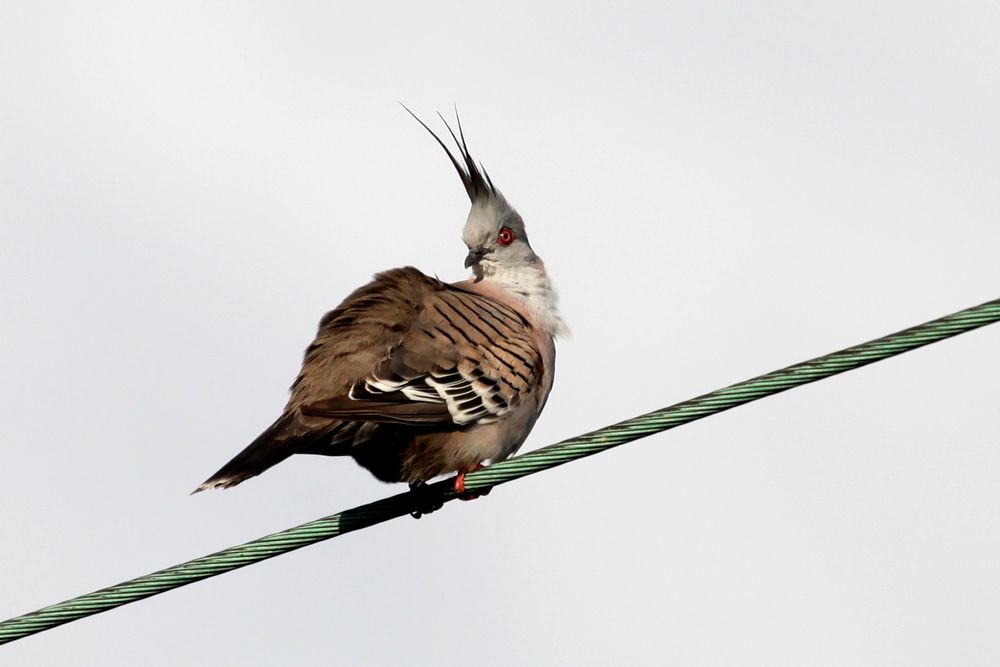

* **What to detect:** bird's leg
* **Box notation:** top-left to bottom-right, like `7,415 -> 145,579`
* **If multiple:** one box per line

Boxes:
408,481 -> 444,519
454,463 -> 492,501
408,463 -> 492,517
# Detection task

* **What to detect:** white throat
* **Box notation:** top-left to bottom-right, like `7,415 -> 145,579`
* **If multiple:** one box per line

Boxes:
483,262 -> 569,338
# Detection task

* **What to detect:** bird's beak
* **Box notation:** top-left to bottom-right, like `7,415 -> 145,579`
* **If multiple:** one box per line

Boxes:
464,247 -> 488,269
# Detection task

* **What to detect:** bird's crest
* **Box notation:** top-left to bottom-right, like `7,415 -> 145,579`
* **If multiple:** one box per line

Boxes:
401,104 -> 502,206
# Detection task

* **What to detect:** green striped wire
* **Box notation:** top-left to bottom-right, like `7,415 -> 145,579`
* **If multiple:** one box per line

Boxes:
1,297 -> 998,645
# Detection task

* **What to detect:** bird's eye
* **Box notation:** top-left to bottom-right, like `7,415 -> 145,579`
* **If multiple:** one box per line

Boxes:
497,227 -> 515,246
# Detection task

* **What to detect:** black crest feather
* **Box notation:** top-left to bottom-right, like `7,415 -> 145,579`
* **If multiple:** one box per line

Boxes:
401,104 -> 498,204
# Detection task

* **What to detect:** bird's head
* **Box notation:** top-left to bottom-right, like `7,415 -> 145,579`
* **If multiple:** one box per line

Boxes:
461,195 -> 536,282
404,107 -> 540,282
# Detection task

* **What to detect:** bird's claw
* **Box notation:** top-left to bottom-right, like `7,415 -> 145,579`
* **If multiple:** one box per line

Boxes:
454,464 -> 492,501
408,464 -> 493,517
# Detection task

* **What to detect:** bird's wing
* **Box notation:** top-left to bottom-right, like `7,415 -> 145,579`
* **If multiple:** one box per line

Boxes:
301,279 -> 543,427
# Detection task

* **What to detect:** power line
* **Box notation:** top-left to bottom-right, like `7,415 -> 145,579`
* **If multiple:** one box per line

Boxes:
1,297 -> 998,645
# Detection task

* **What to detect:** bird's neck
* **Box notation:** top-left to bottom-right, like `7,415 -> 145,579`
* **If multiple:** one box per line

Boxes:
483,261 -> 569,338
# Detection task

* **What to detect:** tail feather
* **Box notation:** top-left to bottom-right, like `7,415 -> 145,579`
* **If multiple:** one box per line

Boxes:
193,414 -> 299,493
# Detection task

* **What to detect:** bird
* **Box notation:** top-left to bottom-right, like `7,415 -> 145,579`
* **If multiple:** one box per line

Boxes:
194,111 -> 567,507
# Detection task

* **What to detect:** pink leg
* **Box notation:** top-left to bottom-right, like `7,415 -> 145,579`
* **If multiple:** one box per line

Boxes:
454,463 -> 490,500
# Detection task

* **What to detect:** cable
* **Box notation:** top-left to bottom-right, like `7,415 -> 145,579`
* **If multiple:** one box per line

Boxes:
1,297 -> 997,645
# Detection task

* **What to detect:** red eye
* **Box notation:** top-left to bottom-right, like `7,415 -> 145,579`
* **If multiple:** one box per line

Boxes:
497,227 -> 515,245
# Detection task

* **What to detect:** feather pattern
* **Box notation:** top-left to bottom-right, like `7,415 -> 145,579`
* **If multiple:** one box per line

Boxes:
299,276 -> 543,429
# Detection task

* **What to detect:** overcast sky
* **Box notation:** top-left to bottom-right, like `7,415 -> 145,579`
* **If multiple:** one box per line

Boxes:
2,2 -> 999,665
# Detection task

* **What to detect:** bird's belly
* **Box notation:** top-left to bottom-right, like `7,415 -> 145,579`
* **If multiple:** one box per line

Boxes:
348,410 -> 536,485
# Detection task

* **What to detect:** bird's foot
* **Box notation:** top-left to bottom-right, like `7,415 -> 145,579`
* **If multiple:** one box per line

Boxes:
454,463 -> 492,501
408,481 -> 444,519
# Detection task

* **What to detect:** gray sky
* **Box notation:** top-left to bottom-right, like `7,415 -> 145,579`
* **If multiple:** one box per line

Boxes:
2,2 -> 999,665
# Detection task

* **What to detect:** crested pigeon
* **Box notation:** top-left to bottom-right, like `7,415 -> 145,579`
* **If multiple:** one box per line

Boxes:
195,113 -> 567,500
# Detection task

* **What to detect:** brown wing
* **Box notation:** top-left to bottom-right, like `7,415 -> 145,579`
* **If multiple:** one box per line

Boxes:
302,280 -> 544,426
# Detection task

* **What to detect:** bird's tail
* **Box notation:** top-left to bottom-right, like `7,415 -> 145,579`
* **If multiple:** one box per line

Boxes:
193,413 -> 299,493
